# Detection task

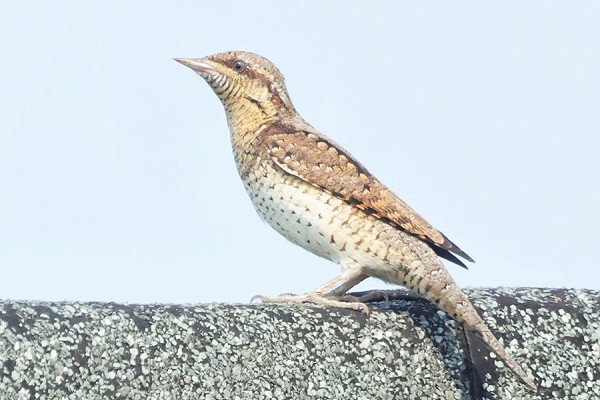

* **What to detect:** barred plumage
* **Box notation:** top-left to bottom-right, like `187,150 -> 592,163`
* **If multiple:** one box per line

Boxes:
176,51 -> 536,392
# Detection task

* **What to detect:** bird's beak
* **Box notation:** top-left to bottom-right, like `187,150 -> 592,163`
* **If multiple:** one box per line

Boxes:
174,58 -> 215,73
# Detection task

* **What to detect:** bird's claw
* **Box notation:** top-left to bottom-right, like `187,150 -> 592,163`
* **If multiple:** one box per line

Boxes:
249,294 -> 270,304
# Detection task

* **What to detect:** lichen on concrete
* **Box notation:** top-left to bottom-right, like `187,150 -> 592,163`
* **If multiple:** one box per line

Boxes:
0,288 -> 598,399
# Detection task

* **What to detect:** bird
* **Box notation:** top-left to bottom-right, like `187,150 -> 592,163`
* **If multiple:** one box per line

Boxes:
175,51 -> 536,391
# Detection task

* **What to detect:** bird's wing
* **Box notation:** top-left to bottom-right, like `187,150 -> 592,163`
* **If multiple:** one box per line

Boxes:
258,122 -> 474,267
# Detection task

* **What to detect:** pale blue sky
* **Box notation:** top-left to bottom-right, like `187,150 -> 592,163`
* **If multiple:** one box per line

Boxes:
1,2 -> 599,303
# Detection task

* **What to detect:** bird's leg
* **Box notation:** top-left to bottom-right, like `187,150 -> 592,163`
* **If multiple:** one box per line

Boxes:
341,290 -> 391,303
327,273 -> 393,305
328,273 -> 368,296
251,260 -> 371,313
328,270 -> 392,304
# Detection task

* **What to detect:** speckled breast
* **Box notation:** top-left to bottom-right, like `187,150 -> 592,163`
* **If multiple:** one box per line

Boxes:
239,159 -> 395,269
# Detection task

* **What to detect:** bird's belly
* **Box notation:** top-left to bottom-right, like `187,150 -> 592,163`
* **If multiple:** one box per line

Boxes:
242,164 -> 390,266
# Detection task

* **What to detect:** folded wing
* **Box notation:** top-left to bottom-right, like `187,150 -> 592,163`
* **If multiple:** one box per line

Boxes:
258,123 -> 474,268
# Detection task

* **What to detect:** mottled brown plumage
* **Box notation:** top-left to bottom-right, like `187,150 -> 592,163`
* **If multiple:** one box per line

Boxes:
176,51 -> 536,392
261,123 -> 474,268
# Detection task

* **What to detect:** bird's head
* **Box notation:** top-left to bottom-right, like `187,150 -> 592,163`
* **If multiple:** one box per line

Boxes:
176,51 -> 295,120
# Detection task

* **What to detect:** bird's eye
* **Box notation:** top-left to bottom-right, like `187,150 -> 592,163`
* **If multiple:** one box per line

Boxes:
231,60 -> 248,73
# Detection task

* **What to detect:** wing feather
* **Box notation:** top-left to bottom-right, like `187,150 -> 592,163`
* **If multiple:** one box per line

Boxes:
258,123 -> 474,267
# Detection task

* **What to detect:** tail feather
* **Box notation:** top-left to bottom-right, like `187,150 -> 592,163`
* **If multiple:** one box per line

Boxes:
393,259 -> 537,392
471,320 -> 537,392
436,289 -> 537,392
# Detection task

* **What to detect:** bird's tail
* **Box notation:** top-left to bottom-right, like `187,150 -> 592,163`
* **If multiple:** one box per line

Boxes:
386,261 -> 537,392
467,317 -> 537,392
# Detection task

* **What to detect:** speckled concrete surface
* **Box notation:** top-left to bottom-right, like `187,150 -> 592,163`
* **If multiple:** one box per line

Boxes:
0,288 -> 598,399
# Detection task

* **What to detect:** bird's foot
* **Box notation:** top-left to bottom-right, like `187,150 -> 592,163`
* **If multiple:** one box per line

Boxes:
340,290 -> 390,304
250,292 -> 370,314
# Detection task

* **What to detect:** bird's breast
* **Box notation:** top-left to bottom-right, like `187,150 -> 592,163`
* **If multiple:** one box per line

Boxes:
238,158 -> 394,267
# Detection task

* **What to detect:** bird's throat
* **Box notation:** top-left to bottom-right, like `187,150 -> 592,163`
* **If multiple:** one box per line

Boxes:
224,95 -> 283,152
